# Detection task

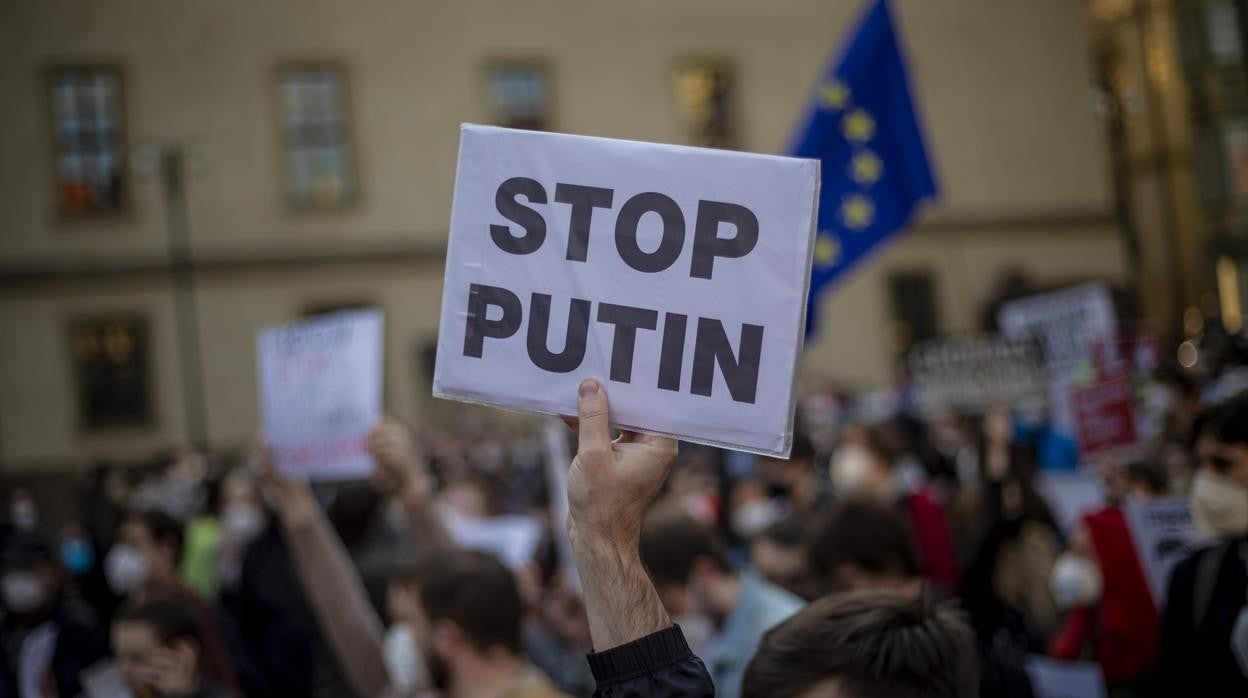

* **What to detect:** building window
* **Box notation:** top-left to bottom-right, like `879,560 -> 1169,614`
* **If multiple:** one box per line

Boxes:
887,271 -> 939,354
486,61 -> 551,131
69,316 -> 152,429
672,60 -> 735,149
46,65 -> 128,215
277,62 -> 357,209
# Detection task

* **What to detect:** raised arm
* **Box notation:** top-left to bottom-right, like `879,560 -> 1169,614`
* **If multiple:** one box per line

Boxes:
369,420 -> 453,555
261,455 -> 393,698
566,379 -> 714,697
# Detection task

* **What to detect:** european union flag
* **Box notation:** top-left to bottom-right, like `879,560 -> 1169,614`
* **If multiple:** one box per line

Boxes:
792,0 -> 937,337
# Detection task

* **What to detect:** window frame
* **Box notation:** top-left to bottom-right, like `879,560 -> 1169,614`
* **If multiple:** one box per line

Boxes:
482,57 -> 555,131
66,313 -> 156,433
43,62 -> 133,221
273,58 -> 361,212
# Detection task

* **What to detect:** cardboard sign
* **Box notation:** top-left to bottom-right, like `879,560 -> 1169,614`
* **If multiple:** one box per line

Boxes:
433,125 -> 819,457
257,310 -> 384,480
908,334 -> 1047,412
1025,656 -> 1106,698
1070,374 -> 1138,458
1123,496 -> 1207,607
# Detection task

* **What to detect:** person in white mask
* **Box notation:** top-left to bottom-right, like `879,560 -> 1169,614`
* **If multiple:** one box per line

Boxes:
1159,396 -> 1248,696
105,510 -> 241,691
0,532 -> 108,697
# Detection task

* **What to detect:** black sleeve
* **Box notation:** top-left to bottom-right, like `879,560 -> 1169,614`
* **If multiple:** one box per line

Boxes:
587,625 -> 715,698
1155,553 -> 1198,698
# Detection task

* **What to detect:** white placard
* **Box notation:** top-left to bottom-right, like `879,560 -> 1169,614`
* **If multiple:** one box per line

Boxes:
1025,656 -> 1106,698
257,310 -> 384,480
1036,471 -> 1105,534
433,125 -> 819,457
443,510 -> 544,571
1123,496 -> 1207,607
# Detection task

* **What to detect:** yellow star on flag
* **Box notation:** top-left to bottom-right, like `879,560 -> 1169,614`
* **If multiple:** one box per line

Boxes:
814,233 -> 841,267
842,108 -> 875,142
841,193 -> 875,230
850,150 -> 883,185
817,80 -> 849,111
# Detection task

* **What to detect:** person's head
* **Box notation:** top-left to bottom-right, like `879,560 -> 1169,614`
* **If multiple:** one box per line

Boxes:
1191,396 -> 1248,537
107,510 -> 183,595
742,590 -> 978,698
398,550 -> 524,691
640,509 -> 735,622
8,489 -> 38,533
750,517 -> 809,599
0,533 -> 59,617
1124,460 -> 1168,499
829,424 -> 896,501
806,500 -> 921,598
217,469 -> 267,546
112,597 -> 205,694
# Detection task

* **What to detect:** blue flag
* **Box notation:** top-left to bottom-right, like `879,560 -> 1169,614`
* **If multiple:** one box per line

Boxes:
792,0 -> 937,337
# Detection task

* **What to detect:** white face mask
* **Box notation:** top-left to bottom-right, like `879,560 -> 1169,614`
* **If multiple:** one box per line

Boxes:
1050,552 -> 1103,610
221,503 -> 266,544
382,622 -> 427,693
830,445 -> 876,497
1,572 -> 46,614
11,501 -> 37,532
104,544 -> 148,595
731,500 -> 780,539
1191,470 -> 1248,538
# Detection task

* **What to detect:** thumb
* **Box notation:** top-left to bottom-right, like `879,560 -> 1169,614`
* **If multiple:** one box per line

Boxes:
576,379 -> 611,452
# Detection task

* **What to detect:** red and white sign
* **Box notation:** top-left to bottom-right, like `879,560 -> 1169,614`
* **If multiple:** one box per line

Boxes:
1070,374 -> 1137,458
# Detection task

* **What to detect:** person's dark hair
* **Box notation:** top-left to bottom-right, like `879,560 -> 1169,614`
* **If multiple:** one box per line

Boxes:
742,590 -> 978,698
1125,460 -> 1168,496
0,532 -> 52,572
790,432 -> 815,463
757,516 -> 806,548
1190,403 -> 1224,451
862,424 -> 901,469
806,500 -> 920,595
640,510 -> 730,587
115,596 -> 202,646
123,509 -> 184,561
414,550 -> 523,654
1217,393 -> 1248,446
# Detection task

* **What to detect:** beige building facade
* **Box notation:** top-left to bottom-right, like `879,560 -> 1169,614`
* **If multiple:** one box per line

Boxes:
0,0 -> 1127,473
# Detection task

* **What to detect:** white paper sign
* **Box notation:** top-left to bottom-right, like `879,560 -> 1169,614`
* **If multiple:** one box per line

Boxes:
1025,656 -> 1106,698
443,510 -> 544,571
1123,496 -> 1207,607
433,125 -> 819,456
1036,471 -> 1105,534
257,310 -> 384,480
998,283 -> 1118,445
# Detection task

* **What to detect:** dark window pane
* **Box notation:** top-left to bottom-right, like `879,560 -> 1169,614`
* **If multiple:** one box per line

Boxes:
70,317 -> 152,428
673,61 -> 735,149
487,62 -> 550,131
278,64 -> 355,208
48,66 -> 127,214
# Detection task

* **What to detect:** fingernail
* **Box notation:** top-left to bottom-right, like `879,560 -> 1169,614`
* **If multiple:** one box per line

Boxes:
579,379 -> 599,398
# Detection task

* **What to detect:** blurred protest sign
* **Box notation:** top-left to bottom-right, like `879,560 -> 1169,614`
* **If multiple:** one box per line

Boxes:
999,283 -> 1120,462
1025,656 -> 1106,698
1070,374 -> 1138,459
443,509 -> 543,571
1123,496 -> 1207,607
908,334 -> 1046,412
433,125 -> 819,457
257,310 -> 383,480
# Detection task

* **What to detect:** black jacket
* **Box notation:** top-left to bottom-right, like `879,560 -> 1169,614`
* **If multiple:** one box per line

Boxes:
587,625 -> 714,697
1157,538 -> 1248,697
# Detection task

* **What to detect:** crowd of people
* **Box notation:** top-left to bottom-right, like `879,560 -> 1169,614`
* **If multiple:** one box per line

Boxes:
3,339 -> 1248,697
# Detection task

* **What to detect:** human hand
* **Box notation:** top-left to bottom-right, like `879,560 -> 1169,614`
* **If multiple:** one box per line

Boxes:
566,379 -> 677,547
254,444 -> 318,528
134,642 -> 197,695
368,420 -> 432,501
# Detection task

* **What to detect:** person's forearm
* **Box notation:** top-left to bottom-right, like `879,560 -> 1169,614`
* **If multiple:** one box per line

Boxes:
279,490 -> 392,698
400,483 -> 454,556
570,522 -> 671,652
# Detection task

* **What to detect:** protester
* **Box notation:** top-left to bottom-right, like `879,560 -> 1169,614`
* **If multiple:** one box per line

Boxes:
741,590 -> 979,698
113,596 -> 241,698
107,509 -> 240,692
639,508 -> 803,697
1158,396 -> 1248,695
747,517 -> 810,599
0,532 -> 108,698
